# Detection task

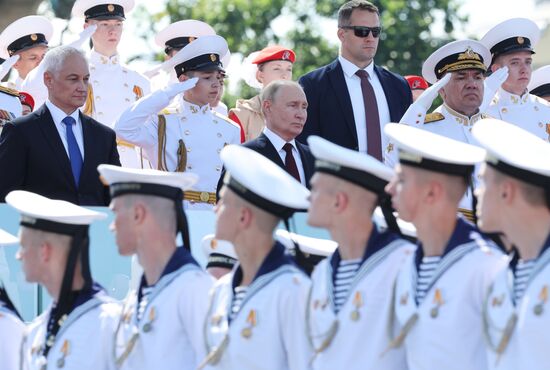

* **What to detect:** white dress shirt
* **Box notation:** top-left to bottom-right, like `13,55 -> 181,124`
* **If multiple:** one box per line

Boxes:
45,100 -> 85,159
338,55 -> 391,153
263,127 -> 306,186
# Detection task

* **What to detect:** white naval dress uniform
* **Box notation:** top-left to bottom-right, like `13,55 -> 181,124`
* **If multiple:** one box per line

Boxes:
484,234 -> 550,370
308,225 -> 414,370
114,248 -> 213,370
390,217 -> 507,370
486,88 -> 550,142
202,242 -> 311,370
114,88 -> 240,210
21,285 -> 121,370
386,103 -> 488,217
84,50 -> 151,168
0,303 -> 24,370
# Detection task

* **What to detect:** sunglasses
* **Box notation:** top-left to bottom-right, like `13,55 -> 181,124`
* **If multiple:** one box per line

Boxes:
340,25 -> 382,38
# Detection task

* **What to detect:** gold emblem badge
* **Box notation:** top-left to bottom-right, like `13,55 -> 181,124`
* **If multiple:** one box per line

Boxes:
350,291 -> 363,322
492,294 -> 504,307
430,289 -> 444,318
210,54 -> 217,62
517,37 -> 525,45
200,192 -> 210,202
241,310 -> 257,338
534,285 -> 548,316
107,4 -> 115,12
458,47 -> 481,61
30,34 -> 38,41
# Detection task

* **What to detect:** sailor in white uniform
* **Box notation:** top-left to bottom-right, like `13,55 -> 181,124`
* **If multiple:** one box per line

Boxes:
387,39 -> 494,220
72,0 -> 151,168
473,118 -> 550,370
0,15 -> 52,91
98,164 -> 213,370
480,18 -> 550,142
383,123 -> 507,370
5,190 -> 121,370
114,35 -> 240,210
199,145 -> 311,370
304,136 -> 414,370
0,229 -> 25,370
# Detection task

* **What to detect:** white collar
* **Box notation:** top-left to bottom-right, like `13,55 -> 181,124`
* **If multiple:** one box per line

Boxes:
45,100 -> 80,125
181,98 -> 211,115
338,55 -> 375,79
263,127 -> 297,152
90,50 -> 120,65
496,87 -> 530,105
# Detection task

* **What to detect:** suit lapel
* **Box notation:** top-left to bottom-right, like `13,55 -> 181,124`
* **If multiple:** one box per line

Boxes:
296,142 -> 314,188
374,65 -> 398,122
257,133 -> 285,169
79,113 -> 98,188
327,60 -> 358,146
36,105 -> 75,187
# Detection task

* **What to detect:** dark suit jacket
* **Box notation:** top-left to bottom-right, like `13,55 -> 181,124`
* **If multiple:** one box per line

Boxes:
217,132 -> 315,196
298,59 -> 412,151
0,104 -> 120,205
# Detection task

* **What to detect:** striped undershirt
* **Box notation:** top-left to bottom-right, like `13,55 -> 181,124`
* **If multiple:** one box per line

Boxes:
137,286 -> 154,321
333,259 -> 361,313
514,259 -> 535,302
230,286 -> 248,321
416,256 -> 441,304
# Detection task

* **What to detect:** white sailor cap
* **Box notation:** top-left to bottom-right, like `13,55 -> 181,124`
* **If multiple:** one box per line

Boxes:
98,164 -> 198,197
528,65 -> 550,98
384,123 -> 485,177
201,234 -> 238,269
480,18 -> 540,60
0,16 -> 53,59
221,145 -> 310,219
472,118 -> 550,190
308,135 -> 394,194
0,86 -> 22,122
72,0 -> 134,20
161,35 -> 228,78
422,39 -> 491,84
275,229 -> 337,257
5,191 -> 106,234
0,229 -> 18,246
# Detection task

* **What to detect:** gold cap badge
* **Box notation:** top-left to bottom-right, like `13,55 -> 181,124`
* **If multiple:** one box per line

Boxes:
107,4 -> 115,12
30,34 -> 38,41
517,37 -> 525,45
210,54 -> 217,62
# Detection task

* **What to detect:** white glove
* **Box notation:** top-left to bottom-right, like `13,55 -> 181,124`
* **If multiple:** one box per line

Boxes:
67,24 -> 97,49
479,66 -> 508,113
414,73 -> 452,111
161,77 -> 199,98
0,55 -> 19,81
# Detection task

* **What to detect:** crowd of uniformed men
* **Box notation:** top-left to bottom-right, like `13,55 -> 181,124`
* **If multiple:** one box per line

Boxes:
0,0 -> 549,369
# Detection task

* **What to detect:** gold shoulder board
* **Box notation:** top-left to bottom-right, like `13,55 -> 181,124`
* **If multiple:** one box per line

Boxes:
424,112 -> 445,124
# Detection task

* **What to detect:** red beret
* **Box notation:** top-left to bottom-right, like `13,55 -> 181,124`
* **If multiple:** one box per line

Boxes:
18,91 -> 34,110
251,45 -> 296,65
405,75 -> 429,90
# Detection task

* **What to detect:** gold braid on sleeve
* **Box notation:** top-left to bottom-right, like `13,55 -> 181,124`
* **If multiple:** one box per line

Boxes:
157,114 -> 187,172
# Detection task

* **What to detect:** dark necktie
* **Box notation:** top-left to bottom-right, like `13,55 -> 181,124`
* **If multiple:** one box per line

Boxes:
283,143 -> 301,182
355,70 -> 382,160
62,116 -> 83,187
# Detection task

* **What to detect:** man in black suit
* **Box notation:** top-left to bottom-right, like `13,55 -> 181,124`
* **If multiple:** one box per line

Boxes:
298,0 -> 412,160
218,80 -> 314,194
0,45 -> 120,205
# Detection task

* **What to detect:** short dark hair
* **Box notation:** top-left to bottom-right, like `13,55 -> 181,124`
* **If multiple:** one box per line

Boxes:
338,0 -> 379,26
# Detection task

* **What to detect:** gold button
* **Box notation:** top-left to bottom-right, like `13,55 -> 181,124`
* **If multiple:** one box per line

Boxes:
216,166 -> 221,171
200,192 -> 210,202
187,147 -> 191,152
96,96 -> 101,100
501,108 -> 508,113
185,130 -> 190,135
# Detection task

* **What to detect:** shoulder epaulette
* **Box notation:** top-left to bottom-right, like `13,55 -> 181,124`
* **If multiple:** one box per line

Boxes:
0,85 -> 19,97
424,112 -> 445,124
213,111 -> 240,129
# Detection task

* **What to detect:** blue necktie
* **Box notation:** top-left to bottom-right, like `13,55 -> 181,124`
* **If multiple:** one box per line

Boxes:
62,116 -> 83,187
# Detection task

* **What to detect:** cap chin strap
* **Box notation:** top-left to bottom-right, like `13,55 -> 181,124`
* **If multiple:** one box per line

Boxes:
175,190 -> 191,250
378,193 -> 402,236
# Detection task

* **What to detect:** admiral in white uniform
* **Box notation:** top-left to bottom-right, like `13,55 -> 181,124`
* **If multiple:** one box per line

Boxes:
200,145 -> 311,370
480,18 -> 550,142
384,124 -> 507,370
473,119 -> 550,370
98,164 -> 213,370
387,39 -> 493,220
114,35 -> 240,210
0,15 -> 52,91
72,0 -> 151,168
0,85 -> 22,135
305,136 -> 414,370
6,191 -> 120,370
0,229 -> 25,370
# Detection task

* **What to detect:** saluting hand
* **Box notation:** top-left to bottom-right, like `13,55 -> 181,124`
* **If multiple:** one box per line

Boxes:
415,73 -> 452,111
479,66 -> 509,113
0,55 -> 19,81
67,24 -> 98,49
162,77 -> 199,98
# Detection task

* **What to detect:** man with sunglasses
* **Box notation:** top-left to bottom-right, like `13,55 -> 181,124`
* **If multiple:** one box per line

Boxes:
298,0 -> 412,159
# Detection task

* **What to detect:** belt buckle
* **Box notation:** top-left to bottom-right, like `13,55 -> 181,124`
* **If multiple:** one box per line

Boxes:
200,192 -> 210,202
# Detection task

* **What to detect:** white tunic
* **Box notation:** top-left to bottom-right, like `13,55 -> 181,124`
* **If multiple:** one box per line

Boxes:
84,50 -> 151,168
21,289 -> 121,370
202,242 -> 312,370
484,235 -> 550,370
486,88 -> 550,142
308,226 -> 414,370
114,88 -> 240,210
0,305 -> 24,370
114,249 -> 213,370
390,218 -> 507,370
